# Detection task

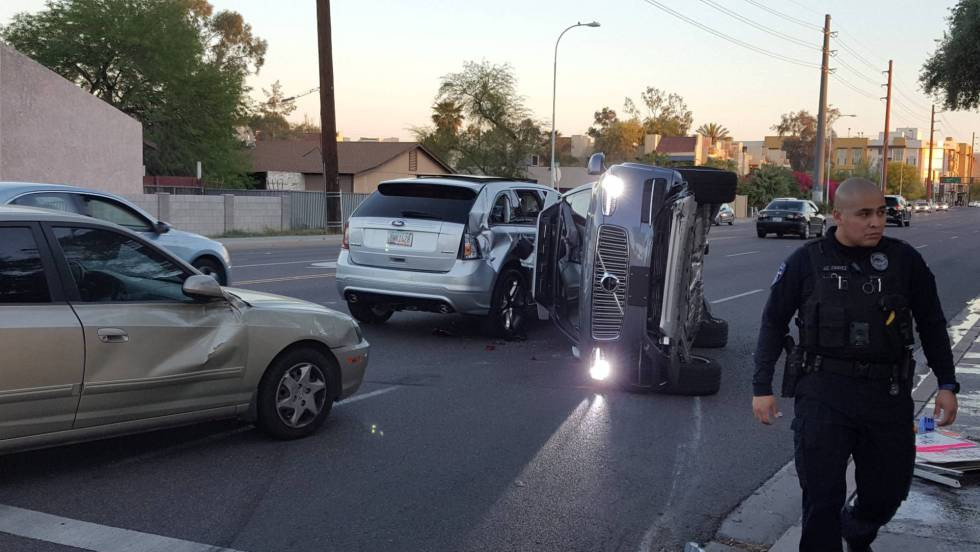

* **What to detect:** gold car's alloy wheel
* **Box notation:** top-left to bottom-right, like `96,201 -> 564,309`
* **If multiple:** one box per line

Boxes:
275,363 -> 328,429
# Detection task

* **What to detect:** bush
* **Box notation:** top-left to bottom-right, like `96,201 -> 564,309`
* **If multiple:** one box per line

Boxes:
739,164 -> 798,209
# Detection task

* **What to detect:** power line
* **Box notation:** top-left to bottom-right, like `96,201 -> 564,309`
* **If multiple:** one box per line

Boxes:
891,98 -> 930,120
785,0 -> 822,17
894,86 -> 931,113
833,56 -> 882,87
834,38 -> 880,72
696,0 -> 820,51
740,0 -> 823,31
639,0 -> 821,68
831,73 -> 879,101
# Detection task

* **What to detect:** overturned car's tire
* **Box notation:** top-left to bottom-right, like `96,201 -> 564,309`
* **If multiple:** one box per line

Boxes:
660,355 -> 721,396
693,316 -> 728,349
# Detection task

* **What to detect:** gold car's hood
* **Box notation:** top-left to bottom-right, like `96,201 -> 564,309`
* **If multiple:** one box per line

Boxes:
224,288 -> 334,313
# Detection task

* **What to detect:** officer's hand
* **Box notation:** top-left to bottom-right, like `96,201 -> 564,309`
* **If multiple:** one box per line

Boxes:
934,390 -> 958,426
752,395 -> 781,425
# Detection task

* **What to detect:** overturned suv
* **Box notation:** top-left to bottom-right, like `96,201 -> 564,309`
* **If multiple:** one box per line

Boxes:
533,154 -> 736,395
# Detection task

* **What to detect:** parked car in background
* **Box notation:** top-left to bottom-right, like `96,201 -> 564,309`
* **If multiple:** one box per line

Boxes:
936,201 -> 949,211
970,200 -> 980,207
534,156 -> 736,395
0,182 -> 232,284
885,195 -> 912,227
0,205 -> 368,454
756,198 -> 826,239
336,176 -> 559,338
714,203 -> 734,225
913,200 -> 932,213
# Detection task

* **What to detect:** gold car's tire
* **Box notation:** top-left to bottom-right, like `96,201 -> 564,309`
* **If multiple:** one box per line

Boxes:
257,347 -> 336,440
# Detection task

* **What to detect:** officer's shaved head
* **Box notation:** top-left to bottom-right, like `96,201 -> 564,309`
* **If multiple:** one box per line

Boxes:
832,177 -> 887,247
834,177 -> 884,212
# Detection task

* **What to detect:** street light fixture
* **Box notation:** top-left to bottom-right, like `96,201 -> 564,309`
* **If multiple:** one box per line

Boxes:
826,113 -> 857,204
550,21 -> 600,190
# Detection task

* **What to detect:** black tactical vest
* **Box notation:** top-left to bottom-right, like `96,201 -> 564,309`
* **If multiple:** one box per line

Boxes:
798,236 -> 914,362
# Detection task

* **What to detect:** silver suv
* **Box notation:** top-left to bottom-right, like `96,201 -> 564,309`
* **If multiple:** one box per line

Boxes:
336,176 -> 559,337
534,155 -> 735,395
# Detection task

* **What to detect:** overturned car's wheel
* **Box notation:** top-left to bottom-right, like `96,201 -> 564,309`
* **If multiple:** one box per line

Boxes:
693,316 -> 728,349
347,301 -> 393,324
660,355 -> 722,396
257,347 -> 336,439
487,269 -> 530,339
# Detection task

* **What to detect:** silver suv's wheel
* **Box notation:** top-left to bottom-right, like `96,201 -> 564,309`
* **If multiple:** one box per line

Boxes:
488,269 -> 529,339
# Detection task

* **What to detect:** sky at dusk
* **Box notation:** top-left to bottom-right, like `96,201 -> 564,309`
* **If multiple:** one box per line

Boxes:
3,0 -> 978,145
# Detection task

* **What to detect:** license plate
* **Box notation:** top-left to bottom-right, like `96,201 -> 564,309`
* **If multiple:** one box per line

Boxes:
387,230 -> 413,247
771,217 -> 783,222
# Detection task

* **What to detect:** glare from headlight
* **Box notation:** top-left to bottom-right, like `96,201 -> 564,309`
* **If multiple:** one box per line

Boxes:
590,349 -> 611,381
602,175 -> 625,216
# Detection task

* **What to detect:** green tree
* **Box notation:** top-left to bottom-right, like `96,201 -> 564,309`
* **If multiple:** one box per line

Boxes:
772,108 -> 840,173
637,87 -> 693,136
2,0 -> 267,185
249,80 -> 296,140
920,0 -> 980,110
431,100 -> 464,135
414,61 -> 543,177
884,162 -> 925,199
697,123 -> 730,142
738,164 -> 798,209
830,159 -> 878,183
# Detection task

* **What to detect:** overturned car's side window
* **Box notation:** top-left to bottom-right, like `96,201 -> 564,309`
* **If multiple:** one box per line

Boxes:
566,190 -> 591,225
510,190 -> 544,225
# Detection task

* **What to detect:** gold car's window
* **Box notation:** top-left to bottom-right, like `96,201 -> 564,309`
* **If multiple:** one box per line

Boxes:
54,227 -> 189,302
0,227 -> 51,303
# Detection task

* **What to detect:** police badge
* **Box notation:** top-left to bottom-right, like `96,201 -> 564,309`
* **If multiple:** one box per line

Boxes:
870,252 -> 889,271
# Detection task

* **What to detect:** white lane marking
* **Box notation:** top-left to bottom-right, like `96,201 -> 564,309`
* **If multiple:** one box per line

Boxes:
725,251 -> 760,258
339,386 -> 399,404
915,244 -> 929,249
951,236 -> 959,240
235,273 -> 334,285
709,289 -> 765,304
310,261 -> 337,268
0,504 -> 246,552
235,259 -> 333,268
707,236 -> 738,241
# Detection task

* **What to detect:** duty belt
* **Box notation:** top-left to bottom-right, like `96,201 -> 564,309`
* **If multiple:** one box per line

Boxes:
805,355 -> 898,380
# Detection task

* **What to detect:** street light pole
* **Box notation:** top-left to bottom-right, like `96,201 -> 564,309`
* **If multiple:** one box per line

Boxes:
551,21 -> 599,190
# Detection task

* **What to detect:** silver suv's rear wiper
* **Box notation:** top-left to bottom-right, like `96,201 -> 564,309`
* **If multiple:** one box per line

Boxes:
400,210 -> 441,220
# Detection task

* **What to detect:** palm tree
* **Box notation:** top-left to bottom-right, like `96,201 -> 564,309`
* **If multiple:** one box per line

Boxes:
432,100 -> 464,135
696,122 -> 730,142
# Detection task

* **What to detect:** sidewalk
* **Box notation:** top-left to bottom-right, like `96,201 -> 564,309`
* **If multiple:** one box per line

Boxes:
703,297 -> 980,552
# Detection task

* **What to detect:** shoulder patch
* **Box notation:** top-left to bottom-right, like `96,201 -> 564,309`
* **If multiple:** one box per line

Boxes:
771,262 -> 786,286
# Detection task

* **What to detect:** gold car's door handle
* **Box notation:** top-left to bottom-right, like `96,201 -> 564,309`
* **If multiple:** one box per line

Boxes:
97,328 -> 129,343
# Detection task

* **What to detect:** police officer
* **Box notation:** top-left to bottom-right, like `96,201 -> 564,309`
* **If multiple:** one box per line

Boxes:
752,178 -> 959,552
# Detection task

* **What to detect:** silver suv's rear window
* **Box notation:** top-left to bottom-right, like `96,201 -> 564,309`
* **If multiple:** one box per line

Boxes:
885,196 -> 900,206
353,183 -> 478,224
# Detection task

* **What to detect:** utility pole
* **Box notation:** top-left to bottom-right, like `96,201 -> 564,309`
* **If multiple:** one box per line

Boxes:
969,131 -> 975,203
880,60 -> 893,192
317,0 -> 340,231
927,105 -> 937,201
813,14 -> 832,203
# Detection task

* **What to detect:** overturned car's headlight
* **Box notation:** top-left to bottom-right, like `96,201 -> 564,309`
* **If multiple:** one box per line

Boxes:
601,174 -> 625,216
590,348 -> 611,381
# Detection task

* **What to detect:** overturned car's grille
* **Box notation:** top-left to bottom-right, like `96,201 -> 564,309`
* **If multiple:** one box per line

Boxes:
592,225 -> 629,340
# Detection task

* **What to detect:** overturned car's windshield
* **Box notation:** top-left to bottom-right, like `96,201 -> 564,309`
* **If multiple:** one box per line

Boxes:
353,183 -> 478,224
885,196 -> 900,206
765,200 -> 804,211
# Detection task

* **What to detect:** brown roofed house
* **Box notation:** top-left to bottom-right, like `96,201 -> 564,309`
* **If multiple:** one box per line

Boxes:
249,140 -> 453,193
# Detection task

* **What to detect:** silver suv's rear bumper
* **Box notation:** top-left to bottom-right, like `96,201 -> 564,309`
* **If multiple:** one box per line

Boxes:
335,250 -> 496,315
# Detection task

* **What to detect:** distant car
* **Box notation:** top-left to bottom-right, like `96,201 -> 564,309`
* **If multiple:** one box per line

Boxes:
937,201 -> 949,211
913,200 -> 931,213
0,182 -> 232,284
714,203 -> 735,225
756,199 -> 826,239
970,201 -> 980,207
885,195 -> 911,227
0,205 -> 369,454
336,175 -> 560,338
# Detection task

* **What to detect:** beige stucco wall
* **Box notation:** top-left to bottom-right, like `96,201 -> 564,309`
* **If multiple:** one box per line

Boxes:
0,44 -> 142,194
352,151 -> 449,194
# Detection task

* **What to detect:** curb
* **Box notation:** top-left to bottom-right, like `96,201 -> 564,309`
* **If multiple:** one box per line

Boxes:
704,296 -> 980,551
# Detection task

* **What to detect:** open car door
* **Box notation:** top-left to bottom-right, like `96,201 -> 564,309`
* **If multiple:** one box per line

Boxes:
533,200 -> 583,344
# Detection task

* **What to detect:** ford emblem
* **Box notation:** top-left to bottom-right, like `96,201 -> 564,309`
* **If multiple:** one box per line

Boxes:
392,220 -> 405,227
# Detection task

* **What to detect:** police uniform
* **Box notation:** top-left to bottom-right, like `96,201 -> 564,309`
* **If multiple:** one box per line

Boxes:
753,226 -> 958,552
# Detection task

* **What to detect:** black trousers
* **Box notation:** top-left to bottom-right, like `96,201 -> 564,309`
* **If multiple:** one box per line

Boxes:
792,372 -> 915,552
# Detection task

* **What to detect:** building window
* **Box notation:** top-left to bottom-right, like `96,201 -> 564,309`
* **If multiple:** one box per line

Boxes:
852,149 -> 862,165
836,149 -> 847,166
409,150 -> 418,172
893,149 -> 904,162
530,154 -> 540,167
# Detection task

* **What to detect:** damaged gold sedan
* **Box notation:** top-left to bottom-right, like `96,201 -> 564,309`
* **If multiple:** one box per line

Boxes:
0,205 -> 368,454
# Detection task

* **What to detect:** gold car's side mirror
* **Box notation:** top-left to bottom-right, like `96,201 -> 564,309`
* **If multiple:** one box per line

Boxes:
183,274 -> 224,300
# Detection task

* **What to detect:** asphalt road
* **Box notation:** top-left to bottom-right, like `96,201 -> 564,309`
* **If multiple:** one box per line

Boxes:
2,208 -> 979,552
